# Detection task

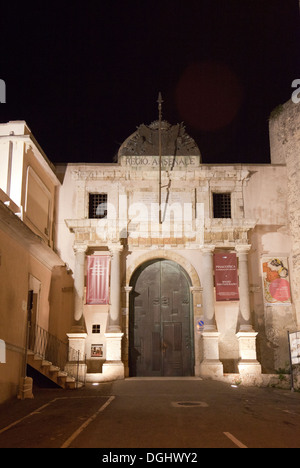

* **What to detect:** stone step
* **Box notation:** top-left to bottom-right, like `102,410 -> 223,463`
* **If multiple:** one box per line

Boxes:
27,350 -> 79,390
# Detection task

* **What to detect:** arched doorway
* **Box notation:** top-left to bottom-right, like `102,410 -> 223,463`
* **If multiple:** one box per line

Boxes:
129,259 -> 194,377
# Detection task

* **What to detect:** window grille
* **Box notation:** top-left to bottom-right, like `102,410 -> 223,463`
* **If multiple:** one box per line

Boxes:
213,193 -> 231,218
89,193 -> 107,219
92,324 -> 101,334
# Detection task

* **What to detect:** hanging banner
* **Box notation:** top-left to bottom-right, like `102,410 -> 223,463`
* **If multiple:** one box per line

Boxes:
262,257 -> 291,305
214,253 -> 239,301
86,255 -> 110,305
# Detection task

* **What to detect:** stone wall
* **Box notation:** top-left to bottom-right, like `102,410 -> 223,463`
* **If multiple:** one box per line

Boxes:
269,100 -> 300,326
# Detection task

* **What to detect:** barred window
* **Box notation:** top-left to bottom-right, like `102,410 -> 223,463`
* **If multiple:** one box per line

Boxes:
89,193 -> 107,219
92,324 -> 101,334
213,193 -> 231,218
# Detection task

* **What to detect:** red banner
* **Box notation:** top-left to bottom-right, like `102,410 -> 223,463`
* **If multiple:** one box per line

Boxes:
214,253 -> 239,301
86,256 -> 110,305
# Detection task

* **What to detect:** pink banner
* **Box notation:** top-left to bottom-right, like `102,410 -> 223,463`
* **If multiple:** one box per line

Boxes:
86,256 -> 110,305
214,253 -> 239,302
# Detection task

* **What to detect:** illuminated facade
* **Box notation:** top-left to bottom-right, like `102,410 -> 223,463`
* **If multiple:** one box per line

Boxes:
56,101 -> 299,386
0,99 -> 299,403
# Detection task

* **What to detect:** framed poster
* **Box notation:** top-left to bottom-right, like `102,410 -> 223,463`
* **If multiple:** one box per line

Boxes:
91,344 -> 103,358
214,253 -> 239,301
262,257 -> 291,305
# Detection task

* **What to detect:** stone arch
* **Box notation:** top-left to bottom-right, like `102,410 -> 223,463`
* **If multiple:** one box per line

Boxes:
126,249 -> 201,289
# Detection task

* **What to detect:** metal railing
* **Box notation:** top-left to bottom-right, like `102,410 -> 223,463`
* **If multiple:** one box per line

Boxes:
28,323 -> 86,387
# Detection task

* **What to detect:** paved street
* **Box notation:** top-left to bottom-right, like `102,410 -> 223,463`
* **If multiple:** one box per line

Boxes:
0,378 -> 300,450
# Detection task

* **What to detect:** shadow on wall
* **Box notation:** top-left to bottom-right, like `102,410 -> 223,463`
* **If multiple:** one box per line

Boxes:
48,265 -> 74,344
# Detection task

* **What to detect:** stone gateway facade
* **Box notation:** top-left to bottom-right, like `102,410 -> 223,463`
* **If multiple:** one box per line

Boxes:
54,100 -> 300,386
1,100 -> 300,403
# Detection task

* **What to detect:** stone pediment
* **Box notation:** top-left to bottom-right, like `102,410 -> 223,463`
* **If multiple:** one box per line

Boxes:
118,121 -> 201,161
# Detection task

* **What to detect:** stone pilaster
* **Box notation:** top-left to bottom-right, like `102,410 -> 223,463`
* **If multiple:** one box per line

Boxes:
235,245 -> 261,378
235,244 -> 253,332
108,243 -> 123,332
199,245 -> 223,378
66,244 -> 87,372
71,244 -> 87,333
201,245 -> 217,331
102,243 -> 124,380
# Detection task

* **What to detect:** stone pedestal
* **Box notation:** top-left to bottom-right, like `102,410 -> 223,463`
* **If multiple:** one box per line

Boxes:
66,332 -> 87,381
17,377 -> 34,400
199,331 -> 224,378
102,332 -> 124,380
236,331 -> 262,376
67,333 -> 87,359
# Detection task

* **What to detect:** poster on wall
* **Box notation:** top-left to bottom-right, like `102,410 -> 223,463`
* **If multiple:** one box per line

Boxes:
214,253 -> 239,301
288,331 -> 300,365
262,257 -> 291,305
86,255 -> 110,305
91,344 -> 103,357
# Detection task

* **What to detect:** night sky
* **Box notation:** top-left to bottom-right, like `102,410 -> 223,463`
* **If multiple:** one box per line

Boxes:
1,0 -> 300,165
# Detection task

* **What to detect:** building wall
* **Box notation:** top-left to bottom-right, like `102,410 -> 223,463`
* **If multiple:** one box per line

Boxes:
55,153 -> 297,376
269,100 -> 300,328
0,226 -> 58,401
0,229 -> 28,402
0,122 -> 71,403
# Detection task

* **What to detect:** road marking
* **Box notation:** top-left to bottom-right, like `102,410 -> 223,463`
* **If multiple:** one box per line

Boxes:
0,396 -> 113,437
223,432 -> 248,448
61,396 -> 115,448
0,401 -> 55,435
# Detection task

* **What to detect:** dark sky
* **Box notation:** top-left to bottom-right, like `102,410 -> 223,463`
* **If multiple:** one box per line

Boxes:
1,0 -> 300,165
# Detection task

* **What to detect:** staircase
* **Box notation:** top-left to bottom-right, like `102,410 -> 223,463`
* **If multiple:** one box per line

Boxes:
27,350 -> 78,389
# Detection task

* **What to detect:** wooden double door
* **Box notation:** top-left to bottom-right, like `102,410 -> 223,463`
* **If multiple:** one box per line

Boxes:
129,260 -> 194,377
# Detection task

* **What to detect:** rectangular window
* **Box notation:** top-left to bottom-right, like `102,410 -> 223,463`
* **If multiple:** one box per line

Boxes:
92,324 -> 101,334
89,193 -> 107,219
213,193 -> 231,218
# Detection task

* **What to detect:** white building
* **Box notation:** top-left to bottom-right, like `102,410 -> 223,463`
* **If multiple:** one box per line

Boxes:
54,100 -> 300,386
0,100 -> 299,402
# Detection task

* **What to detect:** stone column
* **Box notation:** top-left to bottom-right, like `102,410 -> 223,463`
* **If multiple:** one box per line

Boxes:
201,245 -> 217,331
108,244 -> 123,332
66,244 -> 87,380
235,245 -> 253,332
199,245 -> 223,378
102,243 -> 124,380
235,245 -> 261,380
72,244 -> 87,332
